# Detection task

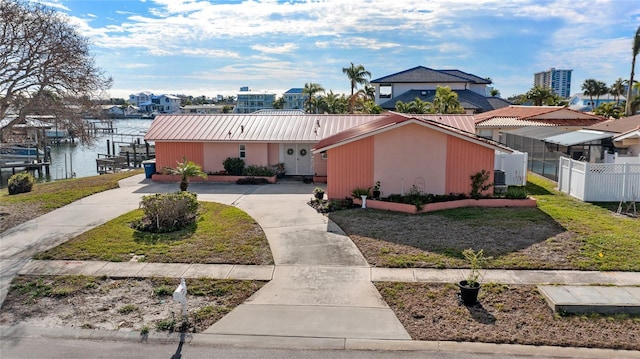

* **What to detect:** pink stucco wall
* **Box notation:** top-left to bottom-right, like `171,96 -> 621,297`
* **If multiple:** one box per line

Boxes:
313,152 -> 328,176
155,142 -> 204,171
203,142 -> 269,173
445,136 -> 494,195
374,124 -> 447,196
325,123 -> 497,200
327,137 -> 374,199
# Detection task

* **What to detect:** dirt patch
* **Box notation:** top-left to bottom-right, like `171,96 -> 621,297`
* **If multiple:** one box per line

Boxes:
0,203 -> 45,234
377,282 -> 640,351
0,276 -> 265,333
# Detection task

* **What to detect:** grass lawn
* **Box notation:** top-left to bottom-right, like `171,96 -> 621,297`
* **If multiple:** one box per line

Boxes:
33,201 -> 273,265
0,171 -> 144,234
0,171 -> 143,210
329,174 -> 640,271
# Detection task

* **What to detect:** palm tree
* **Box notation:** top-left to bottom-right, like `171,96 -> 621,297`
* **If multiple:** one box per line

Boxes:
302,82 -> 325,113
395,97 -> 431,114
490,89 -> 501,97
320,91 -> 348,114
364,84 -> 376,101
526,85 -> 554,106
595,102 -> 621,119
342,62 -> 371,113
610,78 -> 626,106
581,79 -> 600,110
432,86 -> 464,114
172,156 -> 207,192
342,62 -> 372,96
626,25 -> 640,116
594,80 -> 609,109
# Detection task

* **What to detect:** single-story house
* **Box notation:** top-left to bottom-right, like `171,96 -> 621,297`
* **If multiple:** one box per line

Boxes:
144,113 -> 389,177
312,113 -> 514,200
144,113 -> 508,191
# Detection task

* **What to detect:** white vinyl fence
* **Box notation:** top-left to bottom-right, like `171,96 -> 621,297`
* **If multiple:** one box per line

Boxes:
495,151 -> 527,186
558,157 -> 640,202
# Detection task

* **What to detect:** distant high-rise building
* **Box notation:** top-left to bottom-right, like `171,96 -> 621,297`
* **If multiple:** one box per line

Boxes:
534,68 -> 572,99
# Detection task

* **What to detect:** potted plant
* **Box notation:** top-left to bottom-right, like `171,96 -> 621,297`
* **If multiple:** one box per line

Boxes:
274,163 -> 285,179
313,187 -> 325,200
458,248 -> 489,306
372,181 -> 381,199
172,156 -> 207,192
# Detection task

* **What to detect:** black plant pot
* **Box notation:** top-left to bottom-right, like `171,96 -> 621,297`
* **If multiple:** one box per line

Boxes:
314,192 -> 324,200
372,190 -> 381,199
458,280 -> 480,306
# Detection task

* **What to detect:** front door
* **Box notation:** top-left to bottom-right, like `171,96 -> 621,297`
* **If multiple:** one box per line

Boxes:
283,144 -> 312,175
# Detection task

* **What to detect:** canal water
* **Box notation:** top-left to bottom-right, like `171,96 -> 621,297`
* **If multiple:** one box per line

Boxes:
48,118 -> 153,180
1,118 -> 153,187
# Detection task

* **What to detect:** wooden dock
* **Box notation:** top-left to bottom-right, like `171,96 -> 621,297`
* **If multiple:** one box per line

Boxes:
0,161 -> 51,183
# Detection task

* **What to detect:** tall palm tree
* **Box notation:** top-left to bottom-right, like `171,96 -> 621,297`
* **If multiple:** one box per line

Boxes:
302,82 -> 325,114
626,25 -> 640,116
610,78 -> 626,106
581,79 -> 600,110
342,62 -> 372,96
342,63 -> 371,113
594,80 -> 609,108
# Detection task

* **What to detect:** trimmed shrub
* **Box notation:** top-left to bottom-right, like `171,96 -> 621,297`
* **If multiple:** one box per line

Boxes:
223,157 -> 245,175
131,192 -> 199,233
243,165 -> 275,177
8,172 -> 36,195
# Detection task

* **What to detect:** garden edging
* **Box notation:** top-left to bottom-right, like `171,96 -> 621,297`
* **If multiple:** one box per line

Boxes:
353,197 -> 537,214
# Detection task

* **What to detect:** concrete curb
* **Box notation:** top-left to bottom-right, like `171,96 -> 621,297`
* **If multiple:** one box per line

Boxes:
1,325 -> 639,358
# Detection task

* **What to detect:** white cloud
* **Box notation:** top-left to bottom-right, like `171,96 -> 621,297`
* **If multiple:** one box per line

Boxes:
251,43 -> 298,54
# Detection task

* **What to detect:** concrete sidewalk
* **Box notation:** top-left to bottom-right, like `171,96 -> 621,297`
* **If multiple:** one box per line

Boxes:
15,259 -> 640,287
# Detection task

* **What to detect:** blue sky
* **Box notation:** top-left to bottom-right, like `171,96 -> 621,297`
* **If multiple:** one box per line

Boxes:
43,0 -> 640,100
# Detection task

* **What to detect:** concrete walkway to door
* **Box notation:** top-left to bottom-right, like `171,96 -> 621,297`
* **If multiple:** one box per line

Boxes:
199,181 -> 410,340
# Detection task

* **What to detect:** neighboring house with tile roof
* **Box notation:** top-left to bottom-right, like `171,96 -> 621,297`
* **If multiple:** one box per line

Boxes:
474,105 -> 607,142
588,114 -> 640,163
476,106 -> 609,180
313,113 -> 513,199
371,66 -> 511,114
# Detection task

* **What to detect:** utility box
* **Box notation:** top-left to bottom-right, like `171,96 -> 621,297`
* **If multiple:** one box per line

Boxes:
142,159 -> 156,179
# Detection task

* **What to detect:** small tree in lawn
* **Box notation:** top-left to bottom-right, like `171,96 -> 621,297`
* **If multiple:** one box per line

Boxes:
172,157 -> 206,191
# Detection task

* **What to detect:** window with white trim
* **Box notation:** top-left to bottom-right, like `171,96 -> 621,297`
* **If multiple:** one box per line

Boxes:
239,144 -> 246,158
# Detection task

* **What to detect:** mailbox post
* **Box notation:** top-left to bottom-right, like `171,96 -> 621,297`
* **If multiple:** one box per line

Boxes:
173,278 -> 188,320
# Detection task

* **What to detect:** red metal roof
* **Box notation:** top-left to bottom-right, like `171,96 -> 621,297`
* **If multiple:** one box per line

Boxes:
313,113 -> 512,153
144,114 -> 389,142
413,114 -> 476,133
